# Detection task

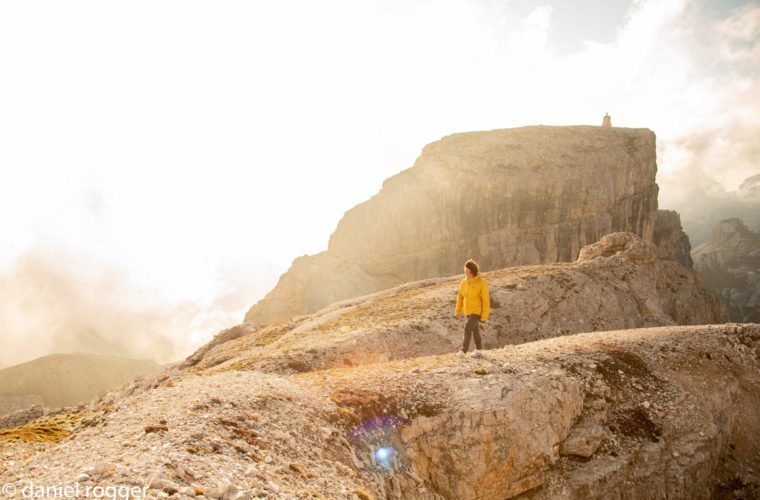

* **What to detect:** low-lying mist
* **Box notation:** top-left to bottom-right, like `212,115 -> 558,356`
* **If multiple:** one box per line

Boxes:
658,122 -> 760,246
0,241 -> 257,370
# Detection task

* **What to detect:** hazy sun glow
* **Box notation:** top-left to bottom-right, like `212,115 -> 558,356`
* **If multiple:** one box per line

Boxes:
0,0 -> 758,368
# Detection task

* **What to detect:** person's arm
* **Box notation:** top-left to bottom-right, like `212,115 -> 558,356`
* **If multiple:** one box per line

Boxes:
455,282 -> 464,317
480,280 -> 490,322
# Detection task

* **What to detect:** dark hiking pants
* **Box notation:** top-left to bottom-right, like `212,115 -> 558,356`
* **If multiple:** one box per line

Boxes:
463,314 -> 482,352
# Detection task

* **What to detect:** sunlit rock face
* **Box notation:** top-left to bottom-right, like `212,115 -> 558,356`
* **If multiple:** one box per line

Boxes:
653,209 -> 693,268
245,126 -> 659,326
693,218 -> 760,323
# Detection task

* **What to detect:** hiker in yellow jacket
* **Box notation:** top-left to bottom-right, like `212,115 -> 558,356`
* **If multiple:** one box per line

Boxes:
455,259 -> 490,358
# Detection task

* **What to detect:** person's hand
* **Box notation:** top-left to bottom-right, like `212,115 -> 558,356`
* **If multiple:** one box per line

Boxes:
455,312 -> 460,319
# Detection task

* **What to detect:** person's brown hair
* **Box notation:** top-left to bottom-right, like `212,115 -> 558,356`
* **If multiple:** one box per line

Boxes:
465,259 -> 479,276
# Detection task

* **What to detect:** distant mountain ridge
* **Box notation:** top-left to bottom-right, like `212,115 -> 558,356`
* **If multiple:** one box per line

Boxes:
692,218 -> 760,323
674,172 -> 760,247
0,352 -> 167,415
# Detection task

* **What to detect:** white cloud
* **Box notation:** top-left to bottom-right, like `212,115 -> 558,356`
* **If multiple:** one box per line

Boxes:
655,2 -> 760,240
718,2 -> 760,61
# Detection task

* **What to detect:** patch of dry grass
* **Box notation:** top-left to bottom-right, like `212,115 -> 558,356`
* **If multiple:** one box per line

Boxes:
352,488 -> 373,500
192,276 -> 460,376
0,414 -> 83,444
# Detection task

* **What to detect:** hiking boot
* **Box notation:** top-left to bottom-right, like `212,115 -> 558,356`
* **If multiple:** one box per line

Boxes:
456,350 -> 466,359
471,349 -> 483,358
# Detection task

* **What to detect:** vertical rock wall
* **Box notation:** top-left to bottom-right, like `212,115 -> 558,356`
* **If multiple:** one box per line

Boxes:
653,209 -> 694,268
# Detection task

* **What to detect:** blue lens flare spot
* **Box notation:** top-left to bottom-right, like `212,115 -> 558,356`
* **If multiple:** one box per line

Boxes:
348,415 -> 404,442
373,446 -> 394,467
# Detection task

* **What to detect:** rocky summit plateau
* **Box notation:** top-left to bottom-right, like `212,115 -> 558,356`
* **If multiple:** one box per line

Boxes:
245,126 -> 660,327
2,233 -> 756,500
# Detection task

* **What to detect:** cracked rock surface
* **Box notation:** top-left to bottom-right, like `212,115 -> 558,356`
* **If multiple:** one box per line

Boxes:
2,324 -> 758,499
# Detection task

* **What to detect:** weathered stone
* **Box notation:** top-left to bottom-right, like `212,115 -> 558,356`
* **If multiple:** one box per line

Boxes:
91,461 -> 112,477
179,487 -> 197,497
399,374 -> 583,499
220,482 -> 241,500
150,479 -> 179,495
559,418 -> 607,458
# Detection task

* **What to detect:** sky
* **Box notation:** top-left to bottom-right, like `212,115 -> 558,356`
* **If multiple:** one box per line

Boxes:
1,0 -> 758,369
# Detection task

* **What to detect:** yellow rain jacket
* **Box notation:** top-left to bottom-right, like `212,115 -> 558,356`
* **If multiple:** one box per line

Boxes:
455,274 -> 490,321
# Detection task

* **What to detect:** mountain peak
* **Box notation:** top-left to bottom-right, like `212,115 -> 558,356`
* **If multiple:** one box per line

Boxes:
705,217 -> 757,248
246,125 -> 659,327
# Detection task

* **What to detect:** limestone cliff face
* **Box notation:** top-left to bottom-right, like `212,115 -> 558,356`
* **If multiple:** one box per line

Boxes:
246,126 -> 659,326
693,218 -> 760,322
653,209 -> 693,268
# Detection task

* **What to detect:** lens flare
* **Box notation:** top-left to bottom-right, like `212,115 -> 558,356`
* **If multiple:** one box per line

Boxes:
348,415 -> 405,472
373,446 -> 395,468
348,415 -> 403,442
